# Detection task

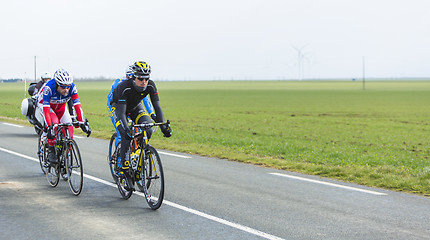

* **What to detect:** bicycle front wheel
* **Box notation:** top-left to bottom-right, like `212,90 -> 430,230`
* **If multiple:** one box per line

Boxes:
65,139 -> 83,196
142,146 -> 164,210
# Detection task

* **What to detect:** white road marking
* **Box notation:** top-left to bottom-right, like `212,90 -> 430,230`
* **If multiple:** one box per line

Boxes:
0,146 -> 285,240
2,123 -> 24,128
269,172 -> 387,196
74,135 -> 84,139
158,151 -> 192,159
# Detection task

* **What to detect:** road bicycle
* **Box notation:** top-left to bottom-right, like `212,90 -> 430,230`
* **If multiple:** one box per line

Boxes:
108,120 -> 167,209
39,120 -> 90,196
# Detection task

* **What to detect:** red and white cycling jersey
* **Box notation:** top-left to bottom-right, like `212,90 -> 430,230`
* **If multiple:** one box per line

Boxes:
36,79 -> 85,146
37,79 -> 84,126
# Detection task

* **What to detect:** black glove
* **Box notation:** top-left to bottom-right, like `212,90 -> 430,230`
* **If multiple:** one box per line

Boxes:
160,123 -> 172,138
47,126 -> 55,139
80,121 -> 91,137
150,113 -> 157,122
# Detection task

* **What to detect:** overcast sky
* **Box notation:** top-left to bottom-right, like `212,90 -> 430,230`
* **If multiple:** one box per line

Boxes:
1,0 -> 429,80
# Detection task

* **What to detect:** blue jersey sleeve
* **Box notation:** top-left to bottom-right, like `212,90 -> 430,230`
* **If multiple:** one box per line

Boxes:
107,78 -> 123,106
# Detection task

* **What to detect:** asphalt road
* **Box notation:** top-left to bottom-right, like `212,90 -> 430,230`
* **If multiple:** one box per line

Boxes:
0,121 -> 429,240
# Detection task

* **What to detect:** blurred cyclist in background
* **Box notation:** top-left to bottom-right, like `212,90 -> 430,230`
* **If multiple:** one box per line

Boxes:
32,72 -> 52,128
34,72 -> 52,96
21,72 -> 53,134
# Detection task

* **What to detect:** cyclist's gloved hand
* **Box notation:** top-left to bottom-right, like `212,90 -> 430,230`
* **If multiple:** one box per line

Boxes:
73,121 -> 80,128
47,125 -> 55,139
80,120 -> 91,137
150,113 -> 157,122
160,123 -> 172,138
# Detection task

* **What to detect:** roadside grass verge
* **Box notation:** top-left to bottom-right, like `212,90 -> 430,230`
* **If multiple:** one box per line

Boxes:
1,80 -> 429,195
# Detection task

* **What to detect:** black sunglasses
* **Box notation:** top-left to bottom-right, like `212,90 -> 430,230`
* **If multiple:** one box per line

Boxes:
136,76 -> 149,81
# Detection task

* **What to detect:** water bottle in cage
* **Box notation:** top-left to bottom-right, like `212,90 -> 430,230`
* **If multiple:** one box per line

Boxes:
131,149 -> 140,171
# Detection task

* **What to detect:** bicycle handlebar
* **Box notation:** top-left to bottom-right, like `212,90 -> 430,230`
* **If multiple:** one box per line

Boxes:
52,119 -> 91,137
131,120 -> 170,139
133,120 -> 170,129
52,121 -> 85,128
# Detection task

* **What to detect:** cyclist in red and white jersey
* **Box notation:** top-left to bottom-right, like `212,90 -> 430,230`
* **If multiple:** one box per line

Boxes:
37,68 -> 90,163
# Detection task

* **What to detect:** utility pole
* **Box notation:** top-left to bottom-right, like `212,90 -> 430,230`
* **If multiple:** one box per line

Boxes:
362,56 -> 365,90
34,56 -> 37,82
24,72 -> 27,98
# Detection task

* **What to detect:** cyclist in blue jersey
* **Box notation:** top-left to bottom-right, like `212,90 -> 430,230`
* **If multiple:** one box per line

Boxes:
107,65 -> 155,148
110,61 -> 172,190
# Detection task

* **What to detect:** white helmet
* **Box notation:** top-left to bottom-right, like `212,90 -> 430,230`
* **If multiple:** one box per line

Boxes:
125,65 -> 133,79
41,72 -> 52,80
21,98 -> 30,116
53,68 -> 73,85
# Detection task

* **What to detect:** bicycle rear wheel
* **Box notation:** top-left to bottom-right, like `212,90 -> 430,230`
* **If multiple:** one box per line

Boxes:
142,146 -> 164,209
65,139 -> 83,195
115,144 -> 133,199
38,134 -> 47,174
108,133 -> 118,183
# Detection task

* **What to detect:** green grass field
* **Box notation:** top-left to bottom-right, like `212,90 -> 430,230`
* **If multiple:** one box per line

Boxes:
1,80 -> 429,195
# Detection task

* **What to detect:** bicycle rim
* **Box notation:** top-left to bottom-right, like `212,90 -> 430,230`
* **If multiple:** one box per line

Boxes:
117,176 -> 133,199
46,161 -> 60,187
38,134 -> 47,174
108,133 -> 118,183
66,139 -> 83,196
142,146 -> 164,209
136,148 -> 145,192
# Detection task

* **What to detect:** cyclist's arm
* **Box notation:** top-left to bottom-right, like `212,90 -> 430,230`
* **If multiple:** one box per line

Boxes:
42,86 -> 53,126
32,81 -> 43,96
148,81 -> 165,123
151,95 -> 172,137
70,85 -> 84,122
151,99 -> 165,123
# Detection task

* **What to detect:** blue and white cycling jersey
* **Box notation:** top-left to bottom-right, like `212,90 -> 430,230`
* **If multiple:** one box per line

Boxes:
107,77 -> 154,147
40,79 -> 80,109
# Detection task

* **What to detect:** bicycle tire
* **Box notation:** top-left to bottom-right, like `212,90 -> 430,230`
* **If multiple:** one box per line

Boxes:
142,146 -> 164,210
115,144 -> 133,199
136,140 -> 146,192
108,133 -> 117,183
34,125 -> 42,135
136,176 -> 145,192
65,139 -> 83,196
136,144 -> 151,192
38,134 -> 47,174
45,141 -> 59,187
